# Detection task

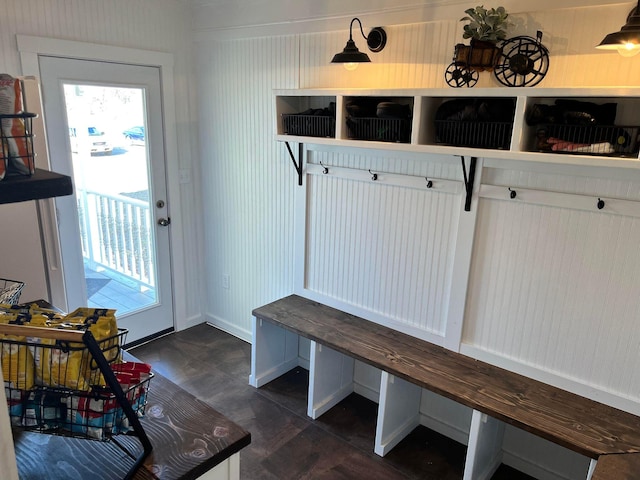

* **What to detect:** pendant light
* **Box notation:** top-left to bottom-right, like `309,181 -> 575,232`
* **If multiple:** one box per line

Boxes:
596,0 -> 640,57
331,18 -> 387,70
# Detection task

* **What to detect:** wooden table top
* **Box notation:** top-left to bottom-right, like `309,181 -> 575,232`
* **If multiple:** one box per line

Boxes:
13,355 -> 251,479
253,294 -> 640,460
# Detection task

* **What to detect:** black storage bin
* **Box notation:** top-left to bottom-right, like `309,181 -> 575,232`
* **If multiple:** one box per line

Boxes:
534,124 -> 640,156
346,117 -> 412,143
282,114 -> 335,138
433,98 -> 515,150
435,120 -> 513,150
345,97 -> 412,143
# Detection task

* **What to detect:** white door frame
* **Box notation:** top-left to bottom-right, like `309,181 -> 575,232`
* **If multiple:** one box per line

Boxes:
17,34 -> 188,331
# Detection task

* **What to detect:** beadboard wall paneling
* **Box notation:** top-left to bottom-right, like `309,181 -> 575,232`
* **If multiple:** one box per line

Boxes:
483,167 -> 640,200
304,160 -> 460,338
299,21 -> 464,89
199,36 -> 298,339
463,197 -> 640,402
295,3 -> 640,89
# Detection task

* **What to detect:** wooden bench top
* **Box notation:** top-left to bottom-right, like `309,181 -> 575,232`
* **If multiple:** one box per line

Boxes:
591,453 -> 640,479
253,294 -> 640,460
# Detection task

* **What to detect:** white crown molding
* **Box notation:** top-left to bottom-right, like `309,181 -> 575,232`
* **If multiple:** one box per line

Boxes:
193,0 -> 633,42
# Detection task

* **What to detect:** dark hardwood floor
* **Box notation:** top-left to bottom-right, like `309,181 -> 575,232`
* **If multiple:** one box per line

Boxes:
129,323 -> 535,480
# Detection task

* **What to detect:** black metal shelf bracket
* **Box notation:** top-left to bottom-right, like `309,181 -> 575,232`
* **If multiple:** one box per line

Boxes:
285,141 -> 304,186
460,156 -> 477,212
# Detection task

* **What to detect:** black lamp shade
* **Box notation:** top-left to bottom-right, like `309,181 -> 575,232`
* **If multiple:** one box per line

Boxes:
331,18 -> 386,65
597,29 -> 640,48
331,39 -> 371,64
597,2 -> 640,53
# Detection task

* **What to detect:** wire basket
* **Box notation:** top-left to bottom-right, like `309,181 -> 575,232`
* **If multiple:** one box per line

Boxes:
1,325 -> 152,441
282,114 -> 336,138
0,278 -> 25,305
434,120 -> 513,150
534,124 -> 640,156
0,112 -> 37,178
346,117 -> 412,143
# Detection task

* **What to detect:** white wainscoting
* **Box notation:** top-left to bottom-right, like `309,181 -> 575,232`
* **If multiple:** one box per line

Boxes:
302,157 -> 461,341
463,180 -> 640,413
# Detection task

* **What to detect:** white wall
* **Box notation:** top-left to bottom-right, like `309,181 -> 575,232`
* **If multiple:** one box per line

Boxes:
0,0 -> 204,326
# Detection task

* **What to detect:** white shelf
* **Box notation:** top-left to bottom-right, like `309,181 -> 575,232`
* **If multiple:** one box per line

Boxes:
274,87 -> 640,170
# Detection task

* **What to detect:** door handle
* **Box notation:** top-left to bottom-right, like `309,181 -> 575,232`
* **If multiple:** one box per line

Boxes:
158,217 -> 171,227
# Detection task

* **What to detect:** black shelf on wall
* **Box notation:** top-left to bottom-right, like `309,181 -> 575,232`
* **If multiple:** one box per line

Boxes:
0,168 -> 73,205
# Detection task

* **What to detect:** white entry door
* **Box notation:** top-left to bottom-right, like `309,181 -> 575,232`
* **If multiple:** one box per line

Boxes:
39,56 -> 174,343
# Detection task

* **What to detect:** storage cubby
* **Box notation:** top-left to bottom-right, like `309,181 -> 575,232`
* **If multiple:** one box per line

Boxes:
276,95 -> 336,138
522,96 -> 640,157
420,96 -> 516,150
342,96 -> 413,143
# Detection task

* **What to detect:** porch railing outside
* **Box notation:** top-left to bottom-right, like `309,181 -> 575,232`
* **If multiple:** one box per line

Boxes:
77,189 -> 155,289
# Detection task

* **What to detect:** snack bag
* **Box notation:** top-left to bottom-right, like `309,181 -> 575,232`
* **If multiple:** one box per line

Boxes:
0,314 -> 35,390
64,308 -> 119,386
22,390 -> 64,430
4,381 -> 25,426
110,361 -> 151,433
65,393 -> 120,440
0,74 -> 32,176
26,316 -> 90,391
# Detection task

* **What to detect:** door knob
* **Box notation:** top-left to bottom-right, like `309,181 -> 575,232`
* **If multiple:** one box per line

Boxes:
158,217 -> 171,227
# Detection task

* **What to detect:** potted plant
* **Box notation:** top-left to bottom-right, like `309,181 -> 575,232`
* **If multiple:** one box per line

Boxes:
455,5 -> 510,71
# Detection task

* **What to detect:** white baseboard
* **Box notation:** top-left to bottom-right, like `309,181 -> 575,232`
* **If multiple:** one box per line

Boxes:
205,314 -> 251,343
419,412 -> 470,446
353,382 -> 380,404
502,451 -> 575,480
176,313 -> 205,332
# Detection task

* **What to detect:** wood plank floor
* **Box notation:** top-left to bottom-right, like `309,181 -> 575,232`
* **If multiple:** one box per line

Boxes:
129,323 -> 535,480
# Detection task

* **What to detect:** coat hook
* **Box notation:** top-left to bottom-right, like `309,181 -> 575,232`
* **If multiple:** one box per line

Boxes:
597,198 -> 605,210
425,177 -> 433,188
508,187 -> 517,199
320,161 -> 329,174
369,169 -> 378,181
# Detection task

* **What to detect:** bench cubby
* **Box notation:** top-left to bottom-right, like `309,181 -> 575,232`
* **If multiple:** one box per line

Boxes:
251,294 -> 640,480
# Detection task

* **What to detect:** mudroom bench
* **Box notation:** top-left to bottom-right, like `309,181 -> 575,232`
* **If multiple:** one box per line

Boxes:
250,294 -> 640,480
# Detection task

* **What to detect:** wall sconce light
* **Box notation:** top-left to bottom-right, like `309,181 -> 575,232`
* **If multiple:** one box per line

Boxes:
331,18 -> 387,70
596,0 -> 640,57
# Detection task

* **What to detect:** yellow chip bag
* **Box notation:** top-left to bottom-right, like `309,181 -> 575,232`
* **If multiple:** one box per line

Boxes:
26,316 -> 91,392
61,308 -> 119,388
0,314 -> 35,390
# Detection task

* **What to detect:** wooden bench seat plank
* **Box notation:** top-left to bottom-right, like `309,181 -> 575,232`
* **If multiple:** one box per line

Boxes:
252,295 -> 640,459
591,453 -> 640,480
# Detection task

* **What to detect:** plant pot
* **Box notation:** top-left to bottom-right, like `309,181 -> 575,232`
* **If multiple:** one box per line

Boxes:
454,40 -> 502,71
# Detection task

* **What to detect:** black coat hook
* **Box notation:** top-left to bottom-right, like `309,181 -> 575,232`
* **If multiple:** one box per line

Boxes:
597,198 -> 605,210
320,161 -> 329,174
509,187 -> 517,199
369,169 -> 378,181
425,177 -> 433,188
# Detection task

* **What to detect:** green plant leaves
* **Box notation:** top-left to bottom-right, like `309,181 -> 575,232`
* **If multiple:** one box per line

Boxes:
460,5 -> 509,42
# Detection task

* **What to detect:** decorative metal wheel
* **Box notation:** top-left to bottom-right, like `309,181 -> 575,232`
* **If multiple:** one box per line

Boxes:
445,62 -> 479,88
493,33 -> 549,87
